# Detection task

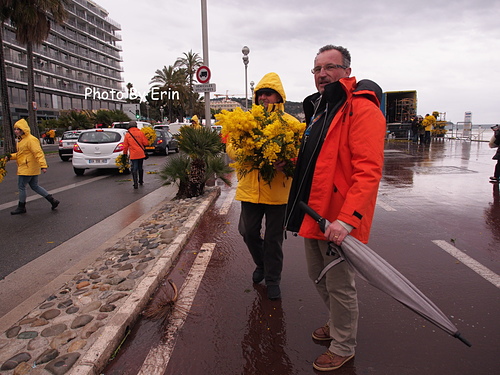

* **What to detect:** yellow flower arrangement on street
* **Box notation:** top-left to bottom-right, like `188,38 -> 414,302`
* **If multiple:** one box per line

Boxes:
141,126 -> 157,145
115,154 -> 130,173
217,105 -> 305,184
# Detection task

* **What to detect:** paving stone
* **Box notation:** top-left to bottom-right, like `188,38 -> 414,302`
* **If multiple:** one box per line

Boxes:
30,318 -> 49,327
18,331 -> 38,339
65,307 -> 79,314
80,301 -> 101,314
1,352 -> 31,371
40,309 -> 61,320
35,348 -> 59,364
6,326 -> 21,338
115,279 -> 135,291
41,324 -> 67,337
50,331 -> 77,349
44,352 -> 80,375
70,315 -> 94,329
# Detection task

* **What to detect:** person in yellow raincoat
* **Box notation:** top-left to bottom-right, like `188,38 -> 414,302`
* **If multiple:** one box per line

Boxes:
7,119 -> 60,215
190,115 -> 201,128
226,72 -> 301,300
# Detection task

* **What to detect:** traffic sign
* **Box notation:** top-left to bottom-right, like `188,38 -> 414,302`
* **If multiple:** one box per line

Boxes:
196,65 -> 211,84
194,83 -> 216,93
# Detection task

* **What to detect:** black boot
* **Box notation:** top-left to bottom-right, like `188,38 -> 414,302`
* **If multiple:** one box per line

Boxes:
11,202 -> 26,215
45,194 -> 60,210
138,170 -> 144,185
132,171 -> 138,189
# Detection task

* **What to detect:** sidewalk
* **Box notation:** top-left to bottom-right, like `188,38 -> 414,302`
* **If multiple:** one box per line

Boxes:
0,186 -> 220,375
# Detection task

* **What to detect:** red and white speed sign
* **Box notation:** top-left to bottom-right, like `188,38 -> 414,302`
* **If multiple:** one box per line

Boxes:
196,66 -> 211,84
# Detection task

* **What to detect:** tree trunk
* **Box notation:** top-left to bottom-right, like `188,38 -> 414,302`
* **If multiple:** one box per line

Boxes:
26,42 -> 39,139
187,158 -> 205,198
0,23 -> 16,154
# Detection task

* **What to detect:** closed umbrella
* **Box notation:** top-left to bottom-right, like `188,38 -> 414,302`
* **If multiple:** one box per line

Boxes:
299,202 -> 471,347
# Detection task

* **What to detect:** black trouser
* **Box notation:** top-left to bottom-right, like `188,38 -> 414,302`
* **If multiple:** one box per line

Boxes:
238,202 -> 286,285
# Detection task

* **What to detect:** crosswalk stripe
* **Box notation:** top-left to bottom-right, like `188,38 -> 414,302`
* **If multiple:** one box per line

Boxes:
138,242 -> 216,375
432,240 -> 500,288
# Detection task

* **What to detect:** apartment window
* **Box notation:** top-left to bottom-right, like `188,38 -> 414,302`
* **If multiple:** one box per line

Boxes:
62,96 -> 71,109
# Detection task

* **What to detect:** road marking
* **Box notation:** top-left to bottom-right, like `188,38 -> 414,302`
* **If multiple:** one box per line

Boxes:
138,243 -> 216,375
432,240 -> 500,289
0,175 -> 108,211
377,200 -> 397,211
219,188 -> 236,215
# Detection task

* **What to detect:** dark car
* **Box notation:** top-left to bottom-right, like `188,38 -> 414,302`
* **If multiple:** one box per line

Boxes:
58,130 -> 82,161
146,129 -> 179,155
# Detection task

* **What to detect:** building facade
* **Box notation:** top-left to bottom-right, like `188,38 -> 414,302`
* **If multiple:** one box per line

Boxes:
210,98 -> 241,112
1,0 -> 124,124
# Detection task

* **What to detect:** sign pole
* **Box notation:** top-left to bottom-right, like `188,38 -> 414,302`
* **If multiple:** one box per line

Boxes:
201,0 -> 211,127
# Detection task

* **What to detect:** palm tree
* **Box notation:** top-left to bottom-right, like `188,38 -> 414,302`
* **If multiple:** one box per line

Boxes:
9,0 -> 66,138
174,50 -> 202,117
161,126 -> 231,198
0,2 -> 15,153
150,65 -> 187,122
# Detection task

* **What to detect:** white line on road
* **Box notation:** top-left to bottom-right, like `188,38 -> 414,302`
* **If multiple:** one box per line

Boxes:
432,240 -> 500,289
219,188 -> 236,215
377,200 -> 397,211
0,175 -> 109,211
138,242 -> 216,375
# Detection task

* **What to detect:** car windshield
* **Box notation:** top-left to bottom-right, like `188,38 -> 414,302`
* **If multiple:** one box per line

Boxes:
113,123 -> 129,129
79,131 -> 122,144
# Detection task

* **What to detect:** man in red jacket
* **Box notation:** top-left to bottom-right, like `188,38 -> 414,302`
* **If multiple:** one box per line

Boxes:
285,45 -> 386,371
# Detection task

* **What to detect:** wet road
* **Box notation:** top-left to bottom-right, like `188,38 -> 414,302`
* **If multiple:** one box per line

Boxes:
104,139 -> 499,375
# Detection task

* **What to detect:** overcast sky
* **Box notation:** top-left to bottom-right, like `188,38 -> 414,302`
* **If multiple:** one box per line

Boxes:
96,0 -> 499,124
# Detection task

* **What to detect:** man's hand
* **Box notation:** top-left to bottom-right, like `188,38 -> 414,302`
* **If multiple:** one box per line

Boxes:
325,220 -> 348,245
274,160 -> 286,172
41,168 -> 47,173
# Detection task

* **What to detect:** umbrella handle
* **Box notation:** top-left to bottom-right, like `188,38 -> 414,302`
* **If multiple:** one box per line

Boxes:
299,201 -> 331,233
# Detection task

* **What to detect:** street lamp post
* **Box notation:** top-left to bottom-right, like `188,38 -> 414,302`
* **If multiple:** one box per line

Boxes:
160,106 -> 164,122
242,46 -> 250,110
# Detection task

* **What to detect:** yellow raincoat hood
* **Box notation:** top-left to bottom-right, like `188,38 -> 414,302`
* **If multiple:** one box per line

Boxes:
14,119 -> 31,137
253,72 -> 287,112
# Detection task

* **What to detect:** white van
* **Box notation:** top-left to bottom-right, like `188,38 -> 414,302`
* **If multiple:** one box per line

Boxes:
112,121 -> 151,130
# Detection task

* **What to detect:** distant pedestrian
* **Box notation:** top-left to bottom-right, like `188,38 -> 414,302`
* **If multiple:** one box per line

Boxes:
422,113 -> 436,145
190,115 -> 201,129
489,124 -> 500,182
7,119 -> 60,215
123,120 -> 149,189
411,116 -> 419,143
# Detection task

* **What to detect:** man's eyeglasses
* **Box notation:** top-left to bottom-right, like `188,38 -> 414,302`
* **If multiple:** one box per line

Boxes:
311,64 -> 348,74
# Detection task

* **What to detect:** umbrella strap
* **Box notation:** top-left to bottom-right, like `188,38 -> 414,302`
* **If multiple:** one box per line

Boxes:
315,257 -> 345,284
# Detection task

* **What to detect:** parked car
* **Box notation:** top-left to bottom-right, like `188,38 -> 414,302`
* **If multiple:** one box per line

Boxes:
58,130 -> 82,161
72,128 -> 128,175
146,129 -> 179,155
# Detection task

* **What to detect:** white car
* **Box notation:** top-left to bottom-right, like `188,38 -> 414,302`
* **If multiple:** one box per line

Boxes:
72,128 -> 128,176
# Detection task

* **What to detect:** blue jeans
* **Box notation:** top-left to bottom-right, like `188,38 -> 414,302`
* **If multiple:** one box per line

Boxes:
18,175 -> 49,203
